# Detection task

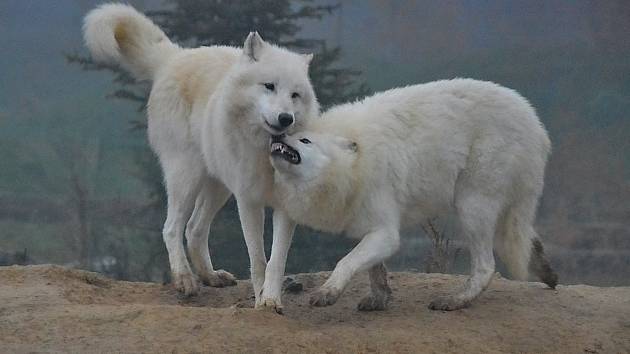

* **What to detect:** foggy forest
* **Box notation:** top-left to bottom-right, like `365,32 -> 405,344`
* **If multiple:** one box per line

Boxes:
1,0 -> 628,287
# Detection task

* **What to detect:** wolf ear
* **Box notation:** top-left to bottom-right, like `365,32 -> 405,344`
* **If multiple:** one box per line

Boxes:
243,32 -> 266,61
302,53 -> 314,65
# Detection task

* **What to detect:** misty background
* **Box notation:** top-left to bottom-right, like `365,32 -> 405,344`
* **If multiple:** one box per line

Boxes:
1,1 -> 628,286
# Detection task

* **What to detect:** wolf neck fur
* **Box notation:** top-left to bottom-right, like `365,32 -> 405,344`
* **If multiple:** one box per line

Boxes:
202,74 -> 275,201
276,157 -> 358,234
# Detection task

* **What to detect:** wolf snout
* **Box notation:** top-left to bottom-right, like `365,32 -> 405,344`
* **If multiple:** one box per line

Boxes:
278,113 -> 294,128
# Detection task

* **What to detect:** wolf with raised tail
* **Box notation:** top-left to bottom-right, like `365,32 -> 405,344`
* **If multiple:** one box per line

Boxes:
83,3 -> 318,312
270,79 -> 558,311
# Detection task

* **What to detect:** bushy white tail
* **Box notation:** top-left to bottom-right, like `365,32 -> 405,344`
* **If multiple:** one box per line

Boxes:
495,200 -> 558,288
83,3 -> 180,81
496,206 -> 537,281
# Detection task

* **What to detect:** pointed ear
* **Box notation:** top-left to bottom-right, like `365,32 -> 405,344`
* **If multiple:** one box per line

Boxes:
302,53 -> 314,65
243,31 -> 266,61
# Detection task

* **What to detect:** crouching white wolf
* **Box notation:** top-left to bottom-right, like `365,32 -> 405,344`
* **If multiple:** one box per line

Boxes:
270,79 -> 558,311
84,4 -> 318,311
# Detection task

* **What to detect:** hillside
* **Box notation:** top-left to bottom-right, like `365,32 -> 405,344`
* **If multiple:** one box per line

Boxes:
1,265 -> 628,353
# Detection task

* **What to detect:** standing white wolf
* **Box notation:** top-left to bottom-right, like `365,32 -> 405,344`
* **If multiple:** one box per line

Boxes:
270,79 -> 558,311
83,4 -> 318,311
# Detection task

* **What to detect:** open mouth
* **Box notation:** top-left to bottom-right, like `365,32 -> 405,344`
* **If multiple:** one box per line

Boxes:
270,136 -> 301,164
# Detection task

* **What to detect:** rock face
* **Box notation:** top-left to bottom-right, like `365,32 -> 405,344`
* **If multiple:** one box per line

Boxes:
1,265 -> 629,353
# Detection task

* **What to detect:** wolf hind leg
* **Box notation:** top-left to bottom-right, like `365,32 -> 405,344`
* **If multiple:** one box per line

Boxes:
185,178 -> 236,288
162,154 -> 204,296
429,193 -> 499,311
358,262 -> 392,311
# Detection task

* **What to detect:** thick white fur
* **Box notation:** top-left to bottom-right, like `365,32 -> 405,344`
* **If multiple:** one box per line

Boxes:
83,3 -> 179,80
84,3 -> 318,312
271,79 -> 551,310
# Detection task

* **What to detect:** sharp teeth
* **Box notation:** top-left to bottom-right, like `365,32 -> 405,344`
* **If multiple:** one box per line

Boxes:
271,143 -> 283,152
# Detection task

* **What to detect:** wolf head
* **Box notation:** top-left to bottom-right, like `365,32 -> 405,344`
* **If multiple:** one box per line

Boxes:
224,32 -> 318,143
269,132 -> 358,182
270,131 -> 359,233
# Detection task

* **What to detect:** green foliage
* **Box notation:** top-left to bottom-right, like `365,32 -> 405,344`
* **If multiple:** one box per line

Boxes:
65,53 -> 150,114
148,0 -> 336,47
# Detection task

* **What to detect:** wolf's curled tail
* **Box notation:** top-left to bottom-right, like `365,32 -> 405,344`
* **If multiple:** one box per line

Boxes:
83,3 -> 180,81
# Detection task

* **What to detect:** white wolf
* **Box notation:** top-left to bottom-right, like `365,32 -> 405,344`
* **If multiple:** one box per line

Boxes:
270,79 -> 558,311
84,4 -> 318,311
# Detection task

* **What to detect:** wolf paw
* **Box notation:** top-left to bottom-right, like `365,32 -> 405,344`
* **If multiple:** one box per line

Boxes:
255,298 -> 284,315
428,295 -> 469,311
173,272 -> 199,297
357,294 -> 390,311
309,287 -> 341,307
201,269 -> 237,288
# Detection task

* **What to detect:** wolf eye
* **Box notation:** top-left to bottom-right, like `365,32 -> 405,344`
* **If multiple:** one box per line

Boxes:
299,138 -> 311,144
263,83 -> 275,91
291,92 -> 300,99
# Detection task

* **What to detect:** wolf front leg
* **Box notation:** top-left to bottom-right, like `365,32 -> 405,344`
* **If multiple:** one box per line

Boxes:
310,228 -> 400,307
185,179 -> 236,288
258,210 -> 296,314
161,154 -> 205,296
357,263 -> 392,311
236,199 -> 267,306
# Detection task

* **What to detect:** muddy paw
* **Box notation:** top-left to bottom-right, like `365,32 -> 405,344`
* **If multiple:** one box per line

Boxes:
173,272 -> 199,297
201,269 -> 237,288
255,298 -> 284,315
309,287 -> 341,307
357,294 -> 390,311
428,295 -> 469,311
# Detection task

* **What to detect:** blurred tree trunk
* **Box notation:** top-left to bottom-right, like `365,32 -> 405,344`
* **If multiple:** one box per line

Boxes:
70,173 -> 90,268
56,137 -> 102,270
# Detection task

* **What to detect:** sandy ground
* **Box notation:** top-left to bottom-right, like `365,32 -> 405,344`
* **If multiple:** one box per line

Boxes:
0,265 -> 628,353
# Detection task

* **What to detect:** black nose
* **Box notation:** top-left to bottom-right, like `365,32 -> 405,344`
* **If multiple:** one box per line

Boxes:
278,113 -> 294,127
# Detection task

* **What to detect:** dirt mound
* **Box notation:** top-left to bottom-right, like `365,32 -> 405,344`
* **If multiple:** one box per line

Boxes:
1,265 -> 628,353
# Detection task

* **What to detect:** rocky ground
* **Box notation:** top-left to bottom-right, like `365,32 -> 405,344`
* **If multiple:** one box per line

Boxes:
0,265 -> 629,353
